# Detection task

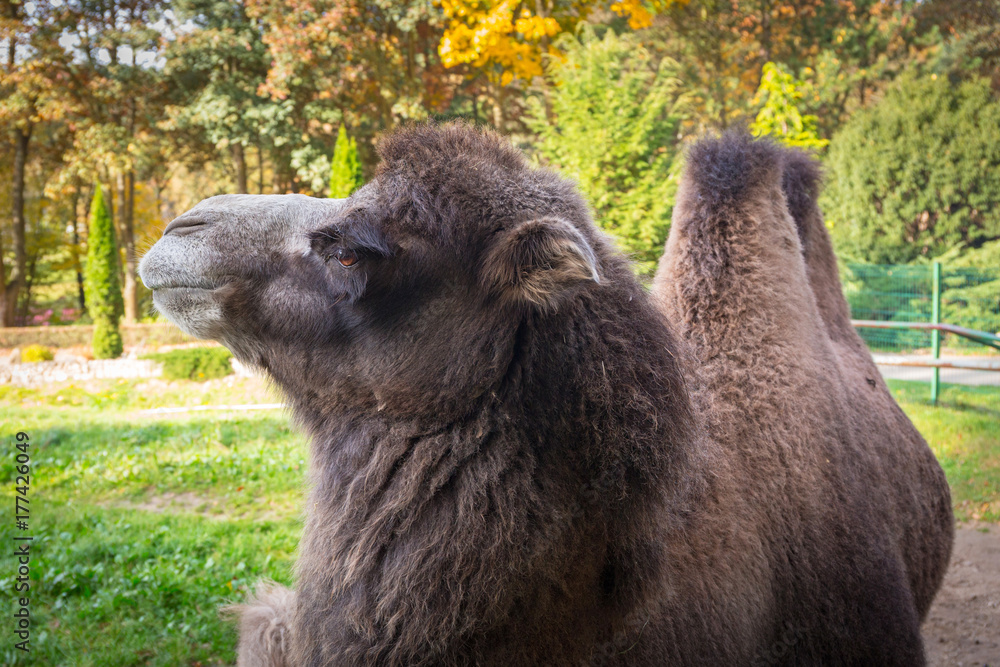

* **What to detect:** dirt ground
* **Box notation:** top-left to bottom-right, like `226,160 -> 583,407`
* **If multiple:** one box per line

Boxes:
924,524 -> 1000,666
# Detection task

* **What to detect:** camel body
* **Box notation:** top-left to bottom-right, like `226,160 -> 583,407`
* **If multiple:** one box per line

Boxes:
139,125 -> 953,666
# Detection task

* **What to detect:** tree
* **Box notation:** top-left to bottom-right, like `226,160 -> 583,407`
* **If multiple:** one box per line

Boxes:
648,0 -> 936,135
438,0 -> 684,127
84,185 -> 124,358
525,27 -> 687,276
0,0 -> 67,325
750,62 -> 827,151
329,125 -> 363,198
245,0 -> 448,131
51,0 -> 169,323
823,74 -> 1000,264
163,0 -> 274,194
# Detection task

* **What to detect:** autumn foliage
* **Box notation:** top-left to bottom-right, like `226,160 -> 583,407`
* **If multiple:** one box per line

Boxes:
1,0 -> 997,334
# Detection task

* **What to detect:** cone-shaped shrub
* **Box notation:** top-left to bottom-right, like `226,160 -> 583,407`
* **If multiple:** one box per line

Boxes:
85,184 -> 124,359
329,125 -> 363,198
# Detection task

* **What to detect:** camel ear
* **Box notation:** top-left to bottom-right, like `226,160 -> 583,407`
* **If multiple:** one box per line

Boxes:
482,216 -> 600,308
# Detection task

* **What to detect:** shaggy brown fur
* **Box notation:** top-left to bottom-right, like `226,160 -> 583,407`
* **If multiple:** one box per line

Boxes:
141,123 -> 952,666
651,133 -> 953,664
225,582 -> 293,667
779,147 -> 954,620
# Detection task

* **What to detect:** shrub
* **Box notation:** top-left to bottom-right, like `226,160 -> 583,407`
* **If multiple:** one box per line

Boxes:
84,185 -> 124,359
750,62 -> 828,151
22,344 -> 54,363
823,74 -> 1000,263
329,125 -> 364,198
93,317 -> 124,360
524,26 -> 687,276
145,347 -> 234,381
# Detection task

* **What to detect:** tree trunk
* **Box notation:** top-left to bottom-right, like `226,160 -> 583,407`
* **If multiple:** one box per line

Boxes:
256,139 -> 264,194
18,251 -> 37,326
491,80 -> 506,130
232,142 -> 248,194
121,170 -> 138,322
72,184 -> 86,312
2,126 -> 31,326
759,0 -> 772,71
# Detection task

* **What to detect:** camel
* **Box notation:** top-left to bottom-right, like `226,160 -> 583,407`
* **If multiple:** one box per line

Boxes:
138,123 -> 952,666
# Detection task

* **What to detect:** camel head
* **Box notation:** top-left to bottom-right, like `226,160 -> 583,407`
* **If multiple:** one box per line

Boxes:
139,124 -> 605,420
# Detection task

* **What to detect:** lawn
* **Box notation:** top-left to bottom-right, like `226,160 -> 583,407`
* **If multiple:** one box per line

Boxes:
0,376 -> 997,665
886,380 -> 1000,523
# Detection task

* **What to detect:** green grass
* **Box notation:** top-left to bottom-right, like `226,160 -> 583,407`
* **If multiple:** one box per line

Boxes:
0,377 -> 996,665
1,378 -> 303,666
886,379 -> 1000,523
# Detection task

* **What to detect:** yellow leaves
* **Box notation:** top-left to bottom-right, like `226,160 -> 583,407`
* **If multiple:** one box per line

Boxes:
438,0 -> 676,86
438,0 -> 549,83
514,15 -> 560,41
611,0 -> 653,30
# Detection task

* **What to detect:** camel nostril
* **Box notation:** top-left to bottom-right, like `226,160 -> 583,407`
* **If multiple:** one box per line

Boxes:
164,217 -> 209,237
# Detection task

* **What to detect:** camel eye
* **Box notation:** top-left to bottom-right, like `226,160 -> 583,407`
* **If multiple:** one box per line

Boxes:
336,248 -> 358,267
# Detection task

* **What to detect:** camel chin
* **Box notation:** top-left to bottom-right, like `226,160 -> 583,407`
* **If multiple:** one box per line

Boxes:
149,287 -> 226,340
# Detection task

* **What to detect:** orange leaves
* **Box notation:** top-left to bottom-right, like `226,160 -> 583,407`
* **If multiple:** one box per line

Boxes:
437,0 -> 677,86
611,0 -> 653,30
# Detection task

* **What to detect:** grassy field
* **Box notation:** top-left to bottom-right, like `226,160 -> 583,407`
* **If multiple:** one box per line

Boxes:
0,376 -> 997,665
886,380 -> 1000,524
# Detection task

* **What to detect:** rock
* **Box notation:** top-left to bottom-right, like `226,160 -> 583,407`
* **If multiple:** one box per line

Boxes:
0,357 -> 163,386
6,348 -> 20,365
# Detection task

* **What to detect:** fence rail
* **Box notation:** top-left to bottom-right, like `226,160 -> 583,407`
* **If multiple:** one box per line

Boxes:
850,321 -> 1000,352
843,261 -> 1000,356
846,261 -> 1000,403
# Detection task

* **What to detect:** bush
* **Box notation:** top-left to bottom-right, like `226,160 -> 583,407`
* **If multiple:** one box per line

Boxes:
22,344 -> 54,363
84,185 -> 124,359
823,74 -> 1000,263
750,62 -> 828,151
525,26 -> 688,276
93,318 -> 124,360
329,125 -> 363,198
145,347 -> 234,381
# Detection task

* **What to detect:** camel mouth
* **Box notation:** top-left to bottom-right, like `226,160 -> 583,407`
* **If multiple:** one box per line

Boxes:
147,283 -> 224,293
150,286 -> 227,341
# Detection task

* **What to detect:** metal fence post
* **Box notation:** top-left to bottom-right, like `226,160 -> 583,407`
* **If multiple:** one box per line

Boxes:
931,261 -> 942,404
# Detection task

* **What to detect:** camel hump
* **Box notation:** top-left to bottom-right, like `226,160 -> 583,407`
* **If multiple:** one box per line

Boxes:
682,131 -> 787,217
665,131 -> 805,273
780,148 -> 822,246
653,132 -> 827,355
779,148 -> 856,337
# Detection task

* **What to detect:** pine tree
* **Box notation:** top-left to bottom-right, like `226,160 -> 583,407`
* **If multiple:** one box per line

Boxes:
329,125 -> 363,198
84,185 -> 124,359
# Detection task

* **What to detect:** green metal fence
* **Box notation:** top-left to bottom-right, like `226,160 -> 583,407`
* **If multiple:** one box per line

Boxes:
843,262 -> 1000,355
843,261 -> 1000,403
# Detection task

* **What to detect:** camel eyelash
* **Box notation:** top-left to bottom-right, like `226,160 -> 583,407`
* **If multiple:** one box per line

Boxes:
309,223 -> 394,264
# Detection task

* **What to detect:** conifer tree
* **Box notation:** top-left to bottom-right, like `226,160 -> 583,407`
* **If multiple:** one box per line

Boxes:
824,74 -> 1000,263
84,185 -> 124,359
329,125 -> 363,198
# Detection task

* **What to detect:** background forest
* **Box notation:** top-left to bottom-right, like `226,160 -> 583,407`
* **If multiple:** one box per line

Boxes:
2,0 -> 999,333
